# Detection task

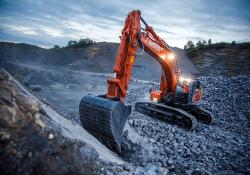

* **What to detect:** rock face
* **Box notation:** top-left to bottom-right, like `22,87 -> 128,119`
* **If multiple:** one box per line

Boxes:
187,45 -> 250,76
0,69 -> 127,175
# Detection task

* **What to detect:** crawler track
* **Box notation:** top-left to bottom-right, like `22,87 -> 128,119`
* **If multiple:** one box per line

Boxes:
135,102 -> 198,130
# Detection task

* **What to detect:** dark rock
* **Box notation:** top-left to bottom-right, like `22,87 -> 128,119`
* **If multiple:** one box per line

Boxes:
29,84 -> 42,91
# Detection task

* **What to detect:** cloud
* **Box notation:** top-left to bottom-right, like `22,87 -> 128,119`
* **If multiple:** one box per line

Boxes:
0,0 -> 249,48
40,27 -> 64,37
1,24 -> 39,36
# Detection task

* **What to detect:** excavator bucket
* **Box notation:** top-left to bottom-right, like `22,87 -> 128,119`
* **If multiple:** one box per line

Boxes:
79,95 -> 131,152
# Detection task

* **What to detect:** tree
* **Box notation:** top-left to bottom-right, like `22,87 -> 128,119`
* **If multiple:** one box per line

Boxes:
208,39 -> 212,45
67,40 -> 78,48
231,41 -> 236,45
53,45 -> 60,49
184,40 -> 195,50
78,38 -> 95,47
196,40 -> 202,47
202,40 -> 207,45
184,45 -> 188,50
65,38 -> 95,48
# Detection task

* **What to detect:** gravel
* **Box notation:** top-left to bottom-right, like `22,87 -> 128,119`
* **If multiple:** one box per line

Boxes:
6,61 -> 249,174
122,75 -> 250,174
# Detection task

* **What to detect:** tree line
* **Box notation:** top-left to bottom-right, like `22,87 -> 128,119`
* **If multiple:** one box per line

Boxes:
184,39 -> 250,57
52,38 -> 95,49
183,39 -> 240,51
184,39 -> 250,51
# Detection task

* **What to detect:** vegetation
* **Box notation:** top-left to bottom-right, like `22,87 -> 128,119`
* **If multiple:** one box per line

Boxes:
184,39 -> 250,57
53,45 -> 60,49
51,38 -> 96,49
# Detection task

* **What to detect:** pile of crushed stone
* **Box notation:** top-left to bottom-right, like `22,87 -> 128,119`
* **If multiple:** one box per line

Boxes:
122,75 -> 250,174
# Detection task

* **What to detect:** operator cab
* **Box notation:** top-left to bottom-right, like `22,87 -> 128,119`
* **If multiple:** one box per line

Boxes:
150,76 -> 202,105
175,79 -> 202,105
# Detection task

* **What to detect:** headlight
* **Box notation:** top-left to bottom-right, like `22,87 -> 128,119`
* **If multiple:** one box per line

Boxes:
179,77 -> 184,82
152,97 -> 158,102
179,77 -> 192,83
167,53 -> 175,60
186,78 -> 191,83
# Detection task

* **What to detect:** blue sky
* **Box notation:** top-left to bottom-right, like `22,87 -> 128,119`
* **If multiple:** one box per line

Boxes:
0,0 -> 249,48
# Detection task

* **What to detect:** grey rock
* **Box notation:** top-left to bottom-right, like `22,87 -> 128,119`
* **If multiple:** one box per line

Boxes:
29,84 -> 42,91
169,133 -> 174,140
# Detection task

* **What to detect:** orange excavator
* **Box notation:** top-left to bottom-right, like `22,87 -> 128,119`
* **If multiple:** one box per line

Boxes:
79,10 -> 213,152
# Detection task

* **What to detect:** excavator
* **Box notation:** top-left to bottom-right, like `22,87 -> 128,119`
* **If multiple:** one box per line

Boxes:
79,10 -> 213,152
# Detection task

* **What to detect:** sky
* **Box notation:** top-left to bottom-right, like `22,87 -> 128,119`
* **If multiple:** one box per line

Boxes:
0,0 -> 250,48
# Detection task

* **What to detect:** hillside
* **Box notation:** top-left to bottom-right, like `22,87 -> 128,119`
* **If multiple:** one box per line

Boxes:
0,41 -> 199,80
186,44 -> 250,76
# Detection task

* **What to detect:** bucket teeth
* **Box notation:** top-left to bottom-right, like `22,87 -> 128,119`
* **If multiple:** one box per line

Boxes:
79,95 -> 131,152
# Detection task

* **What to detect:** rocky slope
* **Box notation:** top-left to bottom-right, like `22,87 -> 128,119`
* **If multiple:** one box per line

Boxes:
187,45 -> 250,76
0,69 -> 128,175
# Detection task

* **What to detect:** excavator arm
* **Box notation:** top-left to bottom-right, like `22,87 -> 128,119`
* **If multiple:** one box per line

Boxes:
107,10 -> 178,102
107,10 -> 141,100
